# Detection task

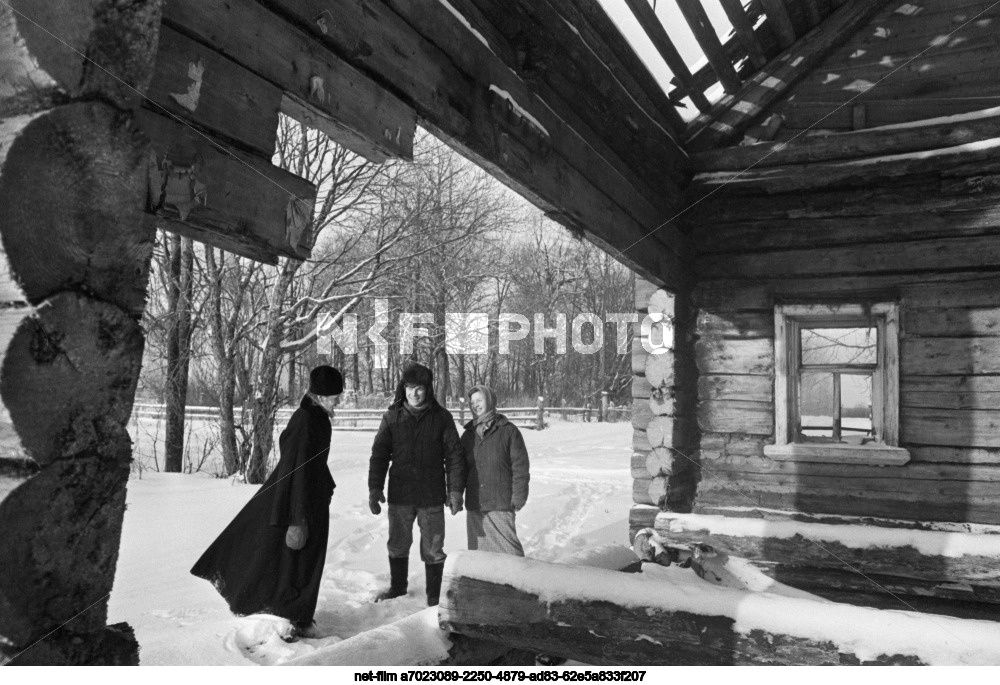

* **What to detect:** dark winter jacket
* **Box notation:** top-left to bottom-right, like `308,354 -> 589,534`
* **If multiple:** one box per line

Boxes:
191,394 -> 334,623
368,380 -> 465,506
461,414 -> 529,512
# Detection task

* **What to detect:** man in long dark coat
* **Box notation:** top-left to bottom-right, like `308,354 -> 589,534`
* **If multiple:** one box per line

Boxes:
191,365 -> 343,637
368,362 -> 465,606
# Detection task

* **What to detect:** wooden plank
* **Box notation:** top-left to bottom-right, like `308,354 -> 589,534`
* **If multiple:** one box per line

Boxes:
146,25 -> 281,157
698,375 -> 773,403
695,338 -> 773,375
801,0 -> 823,27
717,0 -> 769,69
697,234 -> 1000,280
902,376 -> 1000,411
697,399 -> 773,435
909,446 -> 1000,465
137,109 -> 316,263
902,407 -> 1000,448
266,0 -> 689,289
776,97 -> 1000,132
621,0 -> 711,112
676,0 -> 742,94
161,0 -> 415,162
457,0 -> 689,195
692,209 -> 1000,255
689,137 -> 1000,195
904,307 -> 1000,338
685,0 -> 894,151
541,0 -> 686,132
902,338 -> 1000,376
691,106 -> 1000,172
758,0 -> 797,48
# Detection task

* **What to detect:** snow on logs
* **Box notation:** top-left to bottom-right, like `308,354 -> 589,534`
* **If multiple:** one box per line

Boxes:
439,551 -> 1000,665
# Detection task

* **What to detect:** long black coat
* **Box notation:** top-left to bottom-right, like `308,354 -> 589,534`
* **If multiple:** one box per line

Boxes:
461,414 -> 529,512
191,395 -> 334,623
368,381 -> 465,506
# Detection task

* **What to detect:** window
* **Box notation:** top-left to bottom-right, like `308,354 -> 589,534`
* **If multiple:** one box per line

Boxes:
764,303 -> 909,465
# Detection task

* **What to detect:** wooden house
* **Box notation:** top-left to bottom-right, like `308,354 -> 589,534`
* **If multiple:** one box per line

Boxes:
2,0 -> 1000,665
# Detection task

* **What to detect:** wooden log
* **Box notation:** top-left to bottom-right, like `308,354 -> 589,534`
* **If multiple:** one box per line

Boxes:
644,351 -> 674,387
902,408 -> 1000,448
697,400 -> 773,436
632,374 -> 653,401
717,0 -> 769,69
902,376 -> 1000,411
685,0 -> 894,151
698,375 -> 773,403
633,428 -> 652,453
438,553 -> 968,665
697,311 -> 773,339
758,0 -> 797,48
690,137 -> 1000,196
137,108 -> 316,264
634,278 -> 662,312
655,512 -> 1000,587
695,338 -> 773,375
676,0 -> 741,94
904,307 -> 1000,338
161,0 -> 415,162
146,25 -> 281,157
629,504 -> 659,533
908,446 -> 1000,465
648,389 -> 673,417
646,416 -> 673,449
621,0 -> 710,112
647,288 -> 674,317
902,338 -> 1000,376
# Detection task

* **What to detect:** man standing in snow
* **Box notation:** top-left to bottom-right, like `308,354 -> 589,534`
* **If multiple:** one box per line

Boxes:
191,365 -> 343,640
368,362 -> 465,606
460,385 -> 529,556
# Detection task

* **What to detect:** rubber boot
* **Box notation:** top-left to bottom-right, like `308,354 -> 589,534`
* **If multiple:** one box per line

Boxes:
375,556 -> 408,602
425,562 -> 444,607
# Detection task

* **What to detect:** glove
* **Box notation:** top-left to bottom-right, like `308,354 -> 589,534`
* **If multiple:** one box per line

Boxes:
286,524 -> 308,550
448,492 -> 464,515
369,489 -> 386,515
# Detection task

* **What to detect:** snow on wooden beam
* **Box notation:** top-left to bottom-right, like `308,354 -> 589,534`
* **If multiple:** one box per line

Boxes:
622,0 -> 711,112
439,551 -> 1000,665
656,512 -> 1000,591
265,0 -> 691,290
689,136 -> 1000,195
692,106 -> 1000,172
685,0 -> 893,151
161,0 -> 416,163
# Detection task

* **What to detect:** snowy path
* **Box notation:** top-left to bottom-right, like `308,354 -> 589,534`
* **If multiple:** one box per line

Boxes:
107,421 -> 633,665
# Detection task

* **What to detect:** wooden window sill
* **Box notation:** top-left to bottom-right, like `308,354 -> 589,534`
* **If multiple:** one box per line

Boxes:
763,443 -> 911,465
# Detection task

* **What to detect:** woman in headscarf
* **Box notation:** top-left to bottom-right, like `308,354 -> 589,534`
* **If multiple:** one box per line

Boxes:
460,385 -> 529,555
191,365 -> 343,639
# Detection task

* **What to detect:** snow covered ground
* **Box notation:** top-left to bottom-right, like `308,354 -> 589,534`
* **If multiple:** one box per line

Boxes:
107,420 -> 635,666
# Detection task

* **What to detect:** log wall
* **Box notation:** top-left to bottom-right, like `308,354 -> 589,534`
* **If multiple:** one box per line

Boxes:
686,162 -> 1000,526
630,278 -> 699,536
768,0 -> 1000,137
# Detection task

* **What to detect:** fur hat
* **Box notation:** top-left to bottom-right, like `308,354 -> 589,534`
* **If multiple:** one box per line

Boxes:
401,362 -> 433,389
309,365 -> 344,396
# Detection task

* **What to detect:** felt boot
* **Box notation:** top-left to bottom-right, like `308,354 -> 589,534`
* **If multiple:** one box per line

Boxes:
425,562 -> 444,607
374,556 -> 408,602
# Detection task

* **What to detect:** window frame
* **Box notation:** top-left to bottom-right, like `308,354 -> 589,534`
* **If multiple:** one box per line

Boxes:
764,303 -> 910,465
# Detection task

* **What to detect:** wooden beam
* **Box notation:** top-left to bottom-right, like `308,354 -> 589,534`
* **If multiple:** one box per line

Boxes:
692,106 -> 1000,171
161,0 -> 415,162
655,512 -> 1000,589
690,136 -> 1000,195
717,0 -> 769,69
622,0 -> 711,112
676,0 -> 742,94
802,0 -> 823,27
137,109 -> 316,264
438,552 -> 981,665
146,25 -> 281,157
685,0 -> 893,151
265,0 -> 691,289
540,0 -> 686,132
758,0 -> 797,48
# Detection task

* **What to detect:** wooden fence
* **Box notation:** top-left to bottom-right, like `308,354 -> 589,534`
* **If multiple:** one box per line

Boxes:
131,400 -> 631,431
